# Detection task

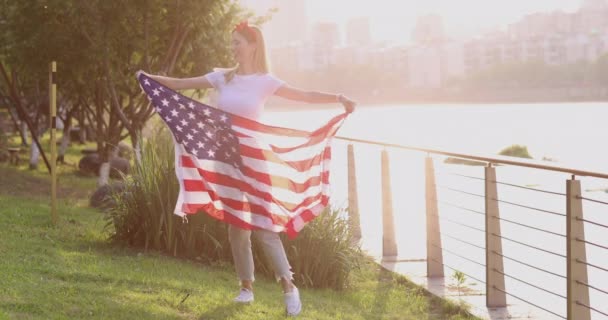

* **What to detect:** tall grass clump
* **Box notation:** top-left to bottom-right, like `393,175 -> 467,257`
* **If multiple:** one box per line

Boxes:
106,124 -> 364,289
106,125 -> 232,261
281,208 -> 364,290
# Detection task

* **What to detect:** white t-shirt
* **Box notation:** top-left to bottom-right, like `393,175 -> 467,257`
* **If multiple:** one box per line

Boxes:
204,69 -> 285,121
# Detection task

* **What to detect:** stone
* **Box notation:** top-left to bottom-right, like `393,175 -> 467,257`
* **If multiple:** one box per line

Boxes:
89,182 -> 126,210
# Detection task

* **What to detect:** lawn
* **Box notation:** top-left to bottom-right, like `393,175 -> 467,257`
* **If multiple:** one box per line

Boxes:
0,160 -> 479,320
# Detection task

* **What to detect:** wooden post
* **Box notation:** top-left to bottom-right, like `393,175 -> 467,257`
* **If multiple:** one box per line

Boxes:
381,149 -> 398,258
485,165 -> 506,307
49,61 -> 57,225
566,177 -> 590,320
426,156 -> 443,277
347,144 -> 362,242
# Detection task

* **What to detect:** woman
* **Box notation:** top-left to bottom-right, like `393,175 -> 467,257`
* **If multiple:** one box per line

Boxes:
141,21 -> 356,317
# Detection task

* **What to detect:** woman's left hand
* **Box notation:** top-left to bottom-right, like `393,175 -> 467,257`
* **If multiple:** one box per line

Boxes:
338,94 -> 357,113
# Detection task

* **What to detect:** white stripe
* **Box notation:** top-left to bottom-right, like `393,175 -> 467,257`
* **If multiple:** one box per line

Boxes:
240,156 -> 330,183
180,162 -> 330,203
181,188 -> 326,225
181,193 -> 285,232
292,202 -> 326,232
238,135 -> 330,162
232,126 -> 309,147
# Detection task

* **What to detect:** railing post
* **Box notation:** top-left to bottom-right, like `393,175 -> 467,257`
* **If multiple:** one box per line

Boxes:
381,149 -> 398,258
425,156 -> 443,277
566,177 -> 591,320
485,164 -> 506,307
347,144 -> 362,242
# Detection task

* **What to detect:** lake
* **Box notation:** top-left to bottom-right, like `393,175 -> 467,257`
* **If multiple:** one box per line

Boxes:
264,102 -> 608,319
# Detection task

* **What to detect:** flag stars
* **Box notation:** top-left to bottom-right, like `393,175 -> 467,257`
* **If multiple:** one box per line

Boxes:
186,133 -> 194,140
152,88 -> 160,96
171,109 -> 179,117
191,128 -> 199,134
191,149 -> 198,156
197,142 -> 205,149
178,103 -> 186,109
188,102 -> 195,109
207,150 -> 216,158
180,119 -> 188,126
176,125 -> 183,132
203,109 -> 211,116
188,112 -> 195,119
205,131 -> 214,138
220,115 -> 228,122
144,79 -> 150,86
172,94 -> 180,101
197,122 -> 205,129
161,99 -> 169,107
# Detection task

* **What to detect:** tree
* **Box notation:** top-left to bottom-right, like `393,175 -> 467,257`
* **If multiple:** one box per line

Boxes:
1,0 -> 249,184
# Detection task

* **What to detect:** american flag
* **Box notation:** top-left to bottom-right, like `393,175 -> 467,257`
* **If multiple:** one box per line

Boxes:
137,74 -> 348,238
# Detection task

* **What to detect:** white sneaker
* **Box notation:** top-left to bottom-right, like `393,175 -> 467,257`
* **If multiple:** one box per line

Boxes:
233,288 -> 254,304
284,287 -> 302,316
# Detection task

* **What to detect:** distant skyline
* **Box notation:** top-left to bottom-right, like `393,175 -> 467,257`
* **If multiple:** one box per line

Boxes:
243,0 -> 589,45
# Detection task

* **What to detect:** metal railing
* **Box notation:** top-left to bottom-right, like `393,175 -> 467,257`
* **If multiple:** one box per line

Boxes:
339,136 -> 608,320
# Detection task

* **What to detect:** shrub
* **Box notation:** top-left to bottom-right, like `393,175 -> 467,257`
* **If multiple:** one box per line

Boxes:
498,144 -> 532,159
106,125 -> 363,289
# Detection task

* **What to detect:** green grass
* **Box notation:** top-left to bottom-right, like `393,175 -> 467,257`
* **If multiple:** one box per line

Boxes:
0,161 -> 479,319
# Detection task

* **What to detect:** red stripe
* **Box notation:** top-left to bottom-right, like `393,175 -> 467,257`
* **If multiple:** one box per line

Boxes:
269,116 -> 344,154
181,155 -> 330,193
239,144 -> 331,172
231,112 -> 348,139
284,196 -> 329,239
240,164 -> 330,192
181,187 -> 329,233
231,115 -> 309,137
182,203 -> 261,231
183,173 -> 329,213
181,183 -> 289,225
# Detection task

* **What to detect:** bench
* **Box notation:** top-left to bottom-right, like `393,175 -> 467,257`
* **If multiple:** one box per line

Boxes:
7,147 -> 20,165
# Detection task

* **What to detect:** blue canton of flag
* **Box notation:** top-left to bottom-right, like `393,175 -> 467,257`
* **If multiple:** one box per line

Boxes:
143,77 -> 242,169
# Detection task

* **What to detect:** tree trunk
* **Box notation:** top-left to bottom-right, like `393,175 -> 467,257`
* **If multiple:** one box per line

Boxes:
29,135 -> 40,170
130,129 -> 143,166
58,115 -> 72,164
20,121 -> 29,147
98,162 -> 111,187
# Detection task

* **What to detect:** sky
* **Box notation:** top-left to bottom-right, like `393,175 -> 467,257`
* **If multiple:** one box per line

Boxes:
307,0 -> 583,42
277,0 -> 585,44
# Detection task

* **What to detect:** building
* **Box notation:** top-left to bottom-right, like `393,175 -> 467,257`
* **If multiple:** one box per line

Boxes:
238,0 -> 308,48
311,22 -> 341,69
346,17 -> 372,47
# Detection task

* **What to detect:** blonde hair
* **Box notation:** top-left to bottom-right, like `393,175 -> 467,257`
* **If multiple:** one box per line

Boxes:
225,25 -> 270,83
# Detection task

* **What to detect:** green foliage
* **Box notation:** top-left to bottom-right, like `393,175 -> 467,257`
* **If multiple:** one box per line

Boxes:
498,144 -> 532,159
451,271 -> 466,296
275,208 -> 364,290
0,169 -> 480,320
107,125 -> 363,289
106,124 -> 232,261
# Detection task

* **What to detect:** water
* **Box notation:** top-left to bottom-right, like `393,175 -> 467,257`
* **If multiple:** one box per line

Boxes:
263,102 -> 608,319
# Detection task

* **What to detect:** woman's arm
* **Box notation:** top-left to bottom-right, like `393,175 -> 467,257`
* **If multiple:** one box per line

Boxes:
137,71 -> 213,90
274,84 -> 356,113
